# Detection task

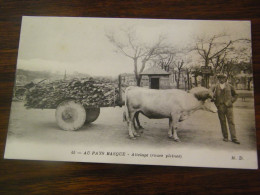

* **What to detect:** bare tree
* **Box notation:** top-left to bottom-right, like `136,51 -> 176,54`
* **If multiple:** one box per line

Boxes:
173,60 -> 184,89
106,28 -> 171,86
193,34 -> 239,88
210,50 -> 229,74
170,50 -> 194,89
155,53 -> 174,72
194,34 -> 234,68
185,67 -> 192,90
190,65 -> 202,87
194,34 -> 251,70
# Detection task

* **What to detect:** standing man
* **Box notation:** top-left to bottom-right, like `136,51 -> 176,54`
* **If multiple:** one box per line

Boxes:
212,74 -> 240,144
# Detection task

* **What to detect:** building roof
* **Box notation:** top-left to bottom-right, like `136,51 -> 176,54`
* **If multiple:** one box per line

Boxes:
140,66 -> 170,75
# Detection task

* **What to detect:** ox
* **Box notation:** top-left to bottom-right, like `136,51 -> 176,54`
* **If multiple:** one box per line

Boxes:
124,86 -> 217,141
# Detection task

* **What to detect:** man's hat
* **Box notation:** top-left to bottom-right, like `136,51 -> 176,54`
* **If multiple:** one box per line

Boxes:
217,73 -> 227,79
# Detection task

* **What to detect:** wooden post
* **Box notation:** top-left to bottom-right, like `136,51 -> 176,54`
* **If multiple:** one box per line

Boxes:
118,74 -> 122,107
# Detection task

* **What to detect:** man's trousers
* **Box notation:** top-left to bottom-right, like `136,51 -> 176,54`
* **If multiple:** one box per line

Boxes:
217,104 -> 237,140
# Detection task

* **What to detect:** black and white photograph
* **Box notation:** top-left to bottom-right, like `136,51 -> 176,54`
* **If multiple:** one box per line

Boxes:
4,16 -> 258,169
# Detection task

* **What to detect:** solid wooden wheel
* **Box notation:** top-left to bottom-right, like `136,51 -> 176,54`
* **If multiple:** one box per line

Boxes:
55,100 -> 86,131
84,107 -> 100,124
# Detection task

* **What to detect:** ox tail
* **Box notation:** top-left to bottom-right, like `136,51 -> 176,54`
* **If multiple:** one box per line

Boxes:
123,86 -> 131,122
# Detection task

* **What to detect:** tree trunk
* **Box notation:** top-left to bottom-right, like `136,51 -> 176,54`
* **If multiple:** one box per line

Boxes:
177,69 -> 182,89
205,58 -> 209,67
177,73 -> 180,89
133,58 -> 139,86
247,78 -> 252,90
194,76 -> 198,87
186,71 -> 190,90
136,75 -> 142,87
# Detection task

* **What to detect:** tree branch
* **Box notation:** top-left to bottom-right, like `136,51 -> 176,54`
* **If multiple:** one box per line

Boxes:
210,41 -> 232,59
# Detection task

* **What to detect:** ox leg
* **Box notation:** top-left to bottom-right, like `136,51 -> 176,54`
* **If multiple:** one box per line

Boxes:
128,112 -> 139,139
168,118 -> 173,138
133,112 -> 141,137
123,111 -> 130,127
133,114 -> 137,130
136,112 -> 144,130
169,114 -> 180,142
134,112 -> 144,133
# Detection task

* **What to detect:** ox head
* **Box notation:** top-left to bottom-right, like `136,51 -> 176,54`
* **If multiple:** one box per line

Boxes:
202,99 -> 218,113
189,87 -> 217,113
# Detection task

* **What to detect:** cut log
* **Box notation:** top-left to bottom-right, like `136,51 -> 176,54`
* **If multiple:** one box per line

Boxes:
55,100 -> 86,131
25,78 -> 119,109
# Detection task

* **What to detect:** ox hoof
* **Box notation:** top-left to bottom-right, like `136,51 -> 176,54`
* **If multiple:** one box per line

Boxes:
129,136 -> 137,140
174,139 -> 181,142
134,133 -> 141,137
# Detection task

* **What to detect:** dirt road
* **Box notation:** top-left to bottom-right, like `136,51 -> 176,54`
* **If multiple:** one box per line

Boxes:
6,99 -> 257,152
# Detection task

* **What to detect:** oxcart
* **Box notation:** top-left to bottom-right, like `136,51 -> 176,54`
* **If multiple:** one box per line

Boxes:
24,76 -> 125,131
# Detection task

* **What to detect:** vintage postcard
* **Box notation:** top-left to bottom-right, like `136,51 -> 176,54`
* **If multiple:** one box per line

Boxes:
4,16 -> 258,169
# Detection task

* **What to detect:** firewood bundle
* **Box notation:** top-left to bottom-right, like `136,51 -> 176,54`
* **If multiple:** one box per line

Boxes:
25,78 -> 119,109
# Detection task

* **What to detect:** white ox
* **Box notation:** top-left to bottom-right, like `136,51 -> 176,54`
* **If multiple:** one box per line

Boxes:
124,86 -> 217,141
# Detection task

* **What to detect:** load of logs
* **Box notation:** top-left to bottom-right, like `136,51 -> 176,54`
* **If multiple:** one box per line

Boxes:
25,78 -> 119,109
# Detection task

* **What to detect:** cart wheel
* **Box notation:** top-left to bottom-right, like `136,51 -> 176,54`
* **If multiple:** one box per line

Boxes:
55,100 -> 86,131
85,108 -> 100,124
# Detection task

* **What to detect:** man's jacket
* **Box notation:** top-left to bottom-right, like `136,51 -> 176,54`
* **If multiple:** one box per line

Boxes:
212,83 -> 238,107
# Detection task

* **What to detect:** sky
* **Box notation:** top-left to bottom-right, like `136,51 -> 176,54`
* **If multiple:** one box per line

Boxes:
17,16 -> 252,77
